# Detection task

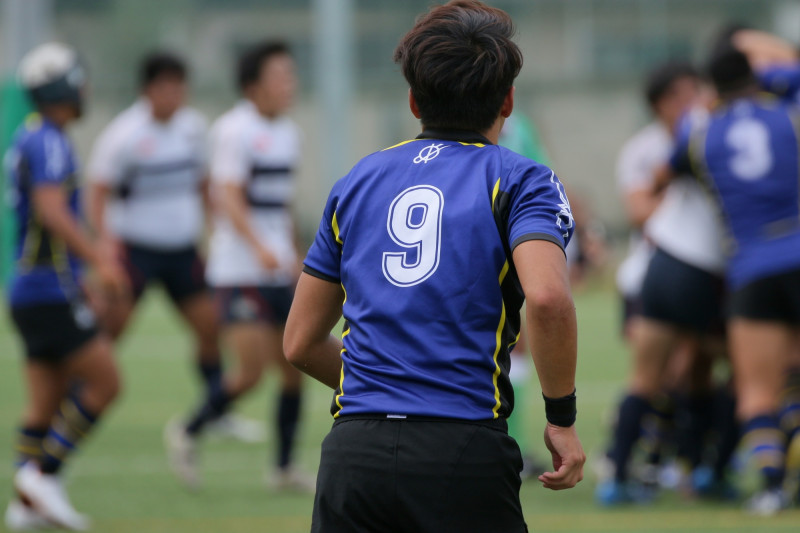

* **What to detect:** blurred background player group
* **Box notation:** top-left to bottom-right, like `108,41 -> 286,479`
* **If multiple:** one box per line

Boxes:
599,26 -> 800,515
4,38 -> 311,530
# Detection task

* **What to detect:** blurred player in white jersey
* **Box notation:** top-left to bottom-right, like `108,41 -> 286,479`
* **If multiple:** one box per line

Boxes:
87,54 -> 263,444
598,62 -> 737,505
165,41 -> 310,491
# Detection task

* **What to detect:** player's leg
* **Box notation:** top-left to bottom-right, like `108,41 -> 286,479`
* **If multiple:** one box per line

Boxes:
730,318 -> 792,514
261,285 -> 313,491
266,324 -> 313,490
15,336 -> 120,530
165,288 -> 270,488
608,317 -> 679,482
163,247 -> 225,399
781,345 -> 800,502
6,361 -> 68,532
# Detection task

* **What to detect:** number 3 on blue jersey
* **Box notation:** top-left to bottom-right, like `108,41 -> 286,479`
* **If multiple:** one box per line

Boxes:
726,118 -> 773,181
382,185 -> 444,287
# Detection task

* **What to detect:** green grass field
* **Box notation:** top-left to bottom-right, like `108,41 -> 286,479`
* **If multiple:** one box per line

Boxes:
1,287 -> 799,532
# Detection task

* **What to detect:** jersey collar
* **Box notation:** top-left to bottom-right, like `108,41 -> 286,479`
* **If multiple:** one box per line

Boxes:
416,129 -> 493,145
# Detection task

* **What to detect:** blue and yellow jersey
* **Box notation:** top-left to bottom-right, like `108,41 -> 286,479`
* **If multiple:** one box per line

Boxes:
5,114 -> 83,307
669,95 -> 800,290
304,129 -> 574,421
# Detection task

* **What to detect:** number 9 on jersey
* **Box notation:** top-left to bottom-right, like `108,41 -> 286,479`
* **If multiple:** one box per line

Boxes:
382,185 -> 444,287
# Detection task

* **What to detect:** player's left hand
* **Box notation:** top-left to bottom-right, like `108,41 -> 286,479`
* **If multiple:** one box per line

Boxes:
538,423 -> 585,490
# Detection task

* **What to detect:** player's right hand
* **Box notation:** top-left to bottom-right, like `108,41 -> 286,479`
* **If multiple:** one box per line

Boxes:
256,246 -> 281,271
96,259 -> 129,300
538,423 -> 585,490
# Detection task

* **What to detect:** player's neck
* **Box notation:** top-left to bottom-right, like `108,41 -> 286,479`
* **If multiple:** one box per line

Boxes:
481,116 -> 506,145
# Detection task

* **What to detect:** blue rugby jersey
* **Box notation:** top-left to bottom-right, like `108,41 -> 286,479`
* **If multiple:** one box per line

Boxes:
5,114 -> 83,307
303,129 -> 574,420
669,96 -> 800,290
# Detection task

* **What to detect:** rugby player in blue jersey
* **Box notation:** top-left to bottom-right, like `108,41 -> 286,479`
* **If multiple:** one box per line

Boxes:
655,41 -> 800,514
284,2 -> 585,531
4,43 -> 126,531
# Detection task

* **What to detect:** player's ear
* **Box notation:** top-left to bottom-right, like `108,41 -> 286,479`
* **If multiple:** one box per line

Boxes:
500,87 -> 514,118
409,89 -> 422,119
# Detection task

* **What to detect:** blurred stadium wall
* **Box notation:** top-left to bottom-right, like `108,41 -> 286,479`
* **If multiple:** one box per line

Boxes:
3,0 -> 800,242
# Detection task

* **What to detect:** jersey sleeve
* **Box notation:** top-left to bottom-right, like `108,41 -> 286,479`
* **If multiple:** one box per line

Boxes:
210,119 -> 248,184
24,130 -> 72,186
86,122 -> 128,185
758,64 -> 800,103
507,165 -> 574,253
303,180 -> 344,283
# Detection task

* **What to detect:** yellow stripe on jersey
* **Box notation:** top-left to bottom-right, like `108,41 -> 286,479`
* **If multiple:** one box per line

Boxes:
381,139 -> 419,151
333,346 -> 347,419
492,177 -> 501,205
333,286 -> 349,418
459,141 -> 486,148
332,211 -> 343,245
491,260 -> 510,418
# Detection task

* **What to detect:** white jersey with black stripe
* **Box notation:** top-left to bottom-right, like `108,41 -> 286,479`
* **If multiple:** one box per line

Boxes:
206,100 -> 300,287
87,99 -> 208,250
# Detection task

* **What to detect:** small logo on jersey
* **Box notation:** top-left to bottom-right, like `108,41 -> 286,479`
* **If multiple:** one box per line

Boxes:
254,134 -> 272,152
413,143 -> 447,164
137,137 -> 156,157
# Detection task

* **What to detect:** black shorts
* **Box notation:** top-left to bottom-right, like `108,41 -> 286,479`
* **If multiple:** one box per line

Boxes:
312,415 -> 527,533
216,285 -> 294,325
640,248 -> 725,333
729,268 -> 800,323
122,243 -> 207,304
621,295 -> 643,335
10,299 -> 99,362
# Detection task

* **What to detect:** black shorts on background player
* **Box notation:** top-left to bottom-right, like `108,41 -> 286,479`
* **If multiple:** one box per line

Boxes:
312,416 -> 527,533
640,247 -> 726,333
121,242 -> 207,303
216,285 -> 294,325
11,299 -> 99,361
729,268 -> 800,323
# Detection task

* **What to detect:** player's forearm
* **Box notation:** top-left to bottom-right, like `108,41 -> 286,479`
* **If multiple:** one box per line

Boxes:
625,188 -> 661,229
526,288 -> 578,399
286,335 -> 343,389
221,184 -> 269,252
86,183 -> 113,241
34,189 -> 100,267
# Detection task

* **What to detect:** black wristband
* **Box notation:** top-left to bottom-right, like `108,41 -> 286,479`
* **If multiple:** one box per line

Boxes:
543,389 -> 577,427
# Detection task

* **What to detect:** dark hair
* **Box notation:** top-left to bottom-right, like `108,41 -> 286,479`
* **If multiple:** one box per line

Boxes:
706,45 -> 756,95
237,41 -> 290,92
393,0 -> 522,132
139,52 -> 187,88
711,22 -> 752,55
644,62 -> 698,108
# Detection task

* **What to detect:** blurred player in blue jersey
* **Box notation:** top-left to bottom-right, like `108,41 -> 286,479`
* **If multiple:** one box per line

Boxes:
284,2 -> 585,531
86,53 -> 263,444
3,43 -> 126,531
164,41 -> 310,491
656,41 -> 800,514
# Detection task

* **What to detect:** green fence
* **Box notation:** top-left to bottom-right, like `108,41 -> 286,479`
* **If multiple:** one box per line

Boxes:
0,78 -> 31,285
